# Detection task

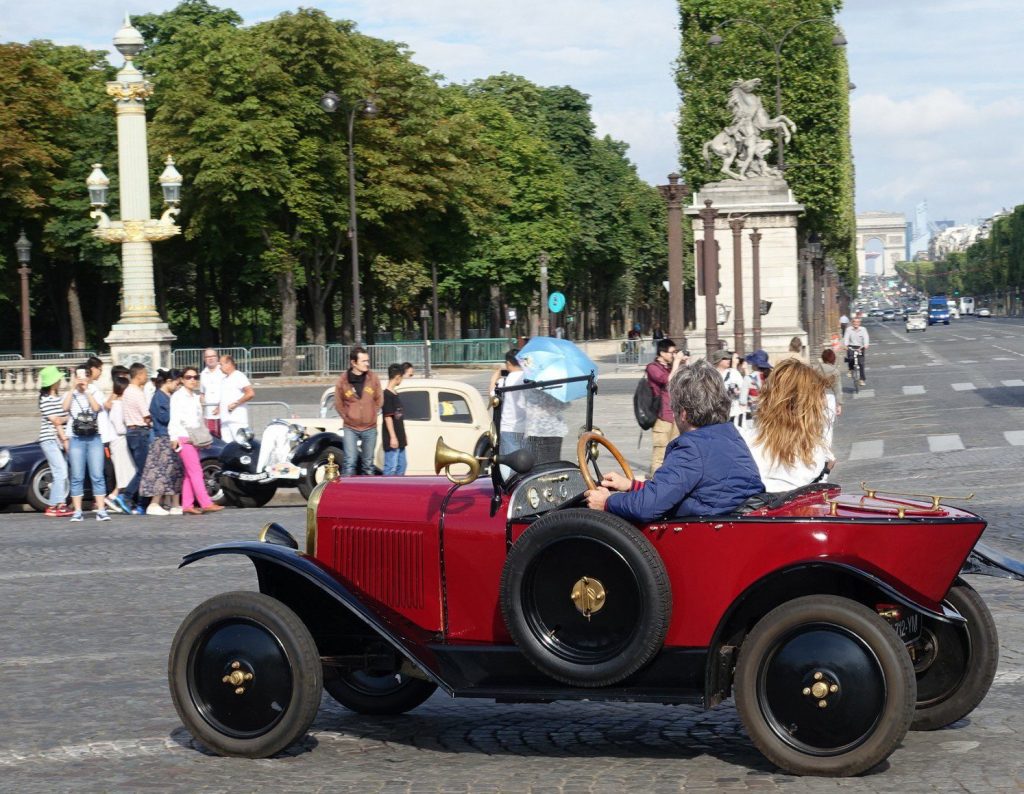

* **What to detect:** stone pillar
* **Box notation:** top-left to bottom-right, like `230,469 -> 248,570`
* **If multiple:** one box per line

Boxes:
658,173 -> 686,346
687,176 -> 806,360
729,217 -> 745,355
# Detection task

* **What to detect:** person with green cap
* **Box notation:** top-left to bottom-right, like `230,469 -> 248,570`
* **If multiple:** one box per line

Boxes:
37,366 -> 72,517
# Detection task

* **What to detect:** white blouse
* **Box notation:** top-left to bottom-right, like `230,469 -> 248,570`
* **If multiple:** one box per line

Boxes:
739,426 -> 832,493
169,389 -> 203,440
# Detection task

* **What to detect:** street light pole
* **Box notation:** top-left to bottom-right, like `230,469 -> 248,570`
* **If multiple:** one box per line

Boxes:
708,17 -> 847,171
320,92 -> 378,346
658,172 -> 687,347
539,252 -> 549,337
14,230 -> 32,359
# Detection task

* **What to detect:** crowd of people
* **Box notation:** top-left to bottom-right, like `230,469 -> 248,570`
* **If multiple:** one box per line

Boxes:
590,339 -> 843,521
36,349 -> 248,520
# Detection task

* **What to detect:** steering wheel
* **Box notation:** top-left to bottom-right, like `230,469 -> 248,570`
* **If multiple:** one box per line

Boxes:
576,431 -> 634,491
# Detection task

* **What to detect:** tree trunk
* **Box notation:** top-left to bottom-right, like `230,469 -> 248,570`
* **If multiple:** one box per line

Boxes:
279,269 -> 298,376
488,284 -> 502,337
67,278 -> 87,351
197,258 -> 211,344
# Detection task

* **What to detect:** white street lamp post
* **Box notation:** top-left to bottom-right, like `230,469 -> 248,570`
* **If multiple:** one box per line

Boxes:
89,15 -> 179,369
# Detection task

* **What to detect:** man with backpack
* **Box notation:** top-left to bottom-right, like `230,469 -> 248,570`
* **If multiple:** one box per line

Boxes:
644,338 -> 687,473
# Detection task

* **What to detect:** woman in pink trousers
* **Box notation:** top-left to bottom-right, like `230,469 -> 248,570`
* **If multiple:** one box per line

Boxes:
169,367 -> 224,515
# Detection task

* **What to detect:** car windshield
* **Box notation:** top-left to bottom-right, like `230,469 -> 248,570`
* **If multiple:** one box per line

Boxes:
492,375 -> 596,483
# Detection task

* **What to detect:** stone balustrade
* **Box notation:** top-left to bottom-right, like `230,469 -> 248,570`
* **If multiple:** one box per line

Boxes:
0,357 -> 112,396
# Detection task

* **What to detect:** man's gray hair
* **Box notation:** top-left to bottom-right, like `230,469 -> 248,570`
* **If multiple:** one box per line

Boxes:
669,360 -> 731,427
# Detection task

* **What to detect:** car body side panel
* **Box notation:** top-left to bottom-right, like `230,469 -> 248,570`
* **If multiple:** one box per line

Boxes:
314,477 -> 446,632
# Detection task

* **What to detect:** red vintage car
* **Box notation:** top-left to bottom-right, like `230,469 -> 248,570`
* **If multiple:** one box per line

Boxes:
168,376 -> 1023,776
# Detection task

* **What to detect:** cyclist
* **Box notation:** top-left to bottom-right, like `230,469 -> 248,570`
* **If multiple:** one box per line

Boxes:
842,315 -> 870,385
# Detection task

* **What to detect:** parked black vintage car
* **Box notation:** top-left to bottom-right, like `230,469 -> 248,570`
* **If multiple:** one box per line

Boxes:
0,438 -> 227,511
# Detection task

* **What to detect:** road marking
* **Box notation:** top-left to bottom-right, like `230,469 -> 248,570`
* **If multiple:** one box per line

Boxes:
849,440 -> 884,460
890,364 -> 906,369
903,385 -> 926,395
1004,431 -> 1024,446
1002,379 -> 1024,387
855,389 -> 875,399
951,383 -> 976,391
928,434 -> 965,452
993,344 -> 1024,358
994,357 -> 1015,361
0,565 -> 173,582
957,360 -> 978,364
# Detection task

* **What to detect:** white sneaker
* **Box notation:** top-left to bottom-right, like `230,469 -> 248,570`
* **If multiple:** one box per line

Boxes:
146,503 -> 169,516
168,506 -> 183,515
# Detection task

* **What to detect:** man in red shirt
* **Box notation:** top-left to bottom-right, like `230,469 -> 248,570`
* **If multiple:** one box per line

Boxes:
646,338 -> 687,472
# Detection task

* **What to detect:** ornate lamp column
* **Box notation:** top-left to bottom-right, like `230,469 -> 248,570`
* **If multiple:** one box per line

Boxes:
749,228 -> 763,350
698,200 -> 720,355
729,216 -> 746,355
90,16 -> 179,370
14,230 -> 32,359
658,173 -> 687,346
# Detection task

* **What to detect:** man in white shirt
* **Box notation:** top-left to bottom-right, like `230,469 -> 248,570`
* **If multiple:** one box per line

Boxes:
218,354 -> 255,442
199,348 -> 225,437
842,316 -> 870,385
713,350 -> 746,427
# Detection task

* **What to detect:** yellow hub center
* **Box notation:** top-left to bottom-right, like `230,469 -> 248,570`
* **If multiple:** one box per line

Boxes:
570,576 -> 607,620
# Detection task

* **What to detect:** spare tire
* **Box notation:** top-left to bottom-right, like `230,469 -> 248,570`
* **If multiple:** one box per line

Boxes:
499,508 -> 671,687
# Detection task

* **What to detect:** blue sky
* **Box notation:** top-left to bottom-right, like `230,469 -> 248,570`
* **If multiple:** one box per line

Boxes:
6,0 -> 1022,226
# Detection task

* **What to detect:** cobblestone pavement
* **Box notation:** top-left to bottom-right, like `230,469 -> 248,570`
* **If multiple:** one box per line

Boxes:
1,318 -> 1024,792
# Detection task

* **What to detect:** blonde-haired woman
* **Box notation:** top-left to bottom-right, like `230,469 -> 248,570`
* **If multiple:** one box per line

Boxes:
739,358 -> 834,492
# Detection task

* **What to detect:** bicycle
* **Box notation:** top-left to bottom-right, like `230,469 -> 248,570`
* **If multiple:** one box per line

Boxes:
846,345 -> 864,394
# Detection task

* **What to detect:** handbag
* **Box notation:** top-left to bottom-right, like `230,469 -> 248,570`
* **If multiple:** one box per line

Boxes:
187,423 -> 214,448
71,394 -> 99,437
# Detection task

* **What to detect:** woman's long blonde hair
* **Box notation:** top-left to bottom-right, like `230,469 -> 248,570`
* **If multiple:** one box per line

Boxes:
754,358 -> 830,468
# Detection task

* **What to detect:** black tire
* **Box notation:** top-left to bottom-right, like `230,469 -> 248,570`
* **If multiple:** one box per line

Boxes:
298,445 -> 344,500
910,581 -> 999,730
26,463 -> 52,512
220,477 -> 277,509
499,508 -> 671,687
201,459 -> 227,506
168,591 -> 322,758
734,595 -> 916,777
323,666 -> 437,715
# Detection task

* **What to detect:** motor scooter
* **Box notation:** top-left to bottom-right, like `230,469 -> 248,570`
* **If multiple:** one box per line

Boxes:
218,419 -> 345,507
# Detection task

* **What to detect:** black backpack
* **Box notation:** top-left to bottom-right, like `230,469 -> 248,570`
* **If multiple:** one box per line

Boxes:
633,374 -> 660,430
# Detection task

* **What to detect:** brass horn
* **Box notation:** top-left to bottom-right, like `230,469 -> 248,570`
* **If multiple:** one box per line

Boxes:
434,437 -> 481,485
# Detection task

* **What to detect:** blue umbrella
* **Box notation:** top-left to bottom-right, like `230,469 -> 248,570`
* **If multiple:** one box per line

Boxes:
516,337 -> 598,402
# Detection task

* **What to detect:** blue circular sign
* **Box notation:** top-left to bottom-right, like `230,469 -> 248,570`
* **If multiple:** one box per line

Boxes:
548,291 -> 566,313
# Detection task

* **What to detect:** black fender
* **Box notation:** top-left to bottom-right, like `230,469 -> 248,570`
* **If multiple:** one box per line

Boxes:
179,541 -> 452,693
703,560 -> 963,708
961,541 -> 1024,581
219,440 -> 259,472
291,432 -> 345,464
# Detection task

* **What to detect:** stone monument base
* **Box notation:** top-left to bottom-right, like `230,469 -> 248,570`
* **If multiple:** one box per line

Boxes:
105,321 -> 176,371
686,176 -> 806,360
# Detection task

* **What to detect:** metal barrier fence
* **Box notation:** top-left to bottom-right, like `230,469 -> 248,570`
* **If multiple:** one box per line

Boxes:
243,401 -> 295,438
173,340 -> 512,377
614,340 -> 654,371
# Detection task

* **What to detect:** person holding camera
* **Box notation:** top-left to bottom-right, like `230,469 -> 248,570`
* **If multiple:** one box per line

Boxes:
713,350 -> 746,427
62,364 -> 109,522
646,338 -> 688,473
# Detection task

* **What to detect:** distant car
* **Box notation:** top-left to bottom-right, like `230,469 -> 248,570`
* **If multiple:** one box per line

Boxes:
978,308 -> 991,317
868,308 -> 884,317
0,438 -> 226,512
949,307 -> 960,320
296,379 -> 492,476
905,312 -> 928,333
882,309 -> 896,322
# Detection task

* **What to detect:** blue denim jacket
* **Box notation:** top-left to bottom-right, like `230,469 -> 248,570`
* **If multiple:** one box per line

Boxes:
150,390 -> 171,438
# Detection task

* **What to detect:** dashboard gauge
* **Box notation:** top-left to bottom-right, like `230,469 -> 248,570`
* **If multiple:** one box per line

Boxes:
527,488 -> 540,509
543,487 -> 555,503
559,483 -> 569,499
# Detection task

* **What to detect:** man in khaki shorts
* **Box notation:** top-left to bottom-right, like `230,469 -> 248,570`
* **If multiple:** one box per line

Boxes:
645,339 -> 688,472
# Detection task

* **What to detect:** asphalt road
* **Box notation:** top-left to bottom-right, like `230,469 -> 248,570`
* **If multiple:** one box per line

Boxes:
1,317 -> 1023,792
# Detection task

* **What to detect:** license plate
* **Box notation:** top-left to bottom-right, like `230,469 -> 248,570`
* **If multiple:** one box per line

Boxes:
238,472 -> 270,482
890,612 -> 921,641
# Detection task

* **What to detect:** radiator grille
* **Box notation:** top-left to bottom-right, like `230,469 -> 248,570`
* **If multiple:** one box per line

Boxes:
333,525 -> 424,609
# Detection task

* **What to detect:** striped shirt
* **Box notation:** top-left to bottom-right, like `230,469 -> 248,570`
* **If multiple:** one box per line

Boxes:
122,383 -> 151,427
39,394 -> 66,443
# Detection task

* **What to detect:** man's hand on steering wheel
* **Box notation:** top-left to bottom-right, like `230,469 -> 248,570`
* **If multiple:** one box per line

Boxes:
600,471 -> 632,492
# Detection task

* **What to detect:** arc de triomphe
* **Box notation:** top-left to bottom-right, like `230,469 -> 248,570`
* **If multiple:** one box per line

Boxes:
856,212 -> 907,278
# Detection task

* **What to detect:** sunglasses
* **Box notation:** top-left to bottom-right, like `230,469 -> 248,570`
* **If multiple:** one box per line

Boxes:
183,375 -> 199,380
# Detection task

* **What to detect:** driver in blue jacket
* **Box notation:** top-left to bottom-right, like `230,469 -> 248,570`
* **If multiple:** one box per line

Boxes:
586,360 -> 763,521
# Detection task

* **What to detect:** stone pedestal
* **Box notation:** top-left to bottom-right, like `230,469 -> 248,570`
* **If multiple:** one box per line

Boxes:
686,176 -> 806,360
106,321 -> 176,371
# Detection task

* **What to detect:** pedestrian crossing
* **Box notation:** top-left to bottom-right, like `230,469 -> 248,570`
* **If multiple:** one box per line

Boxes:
841,430 -> 1024,460
848,379 -> 1024,398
